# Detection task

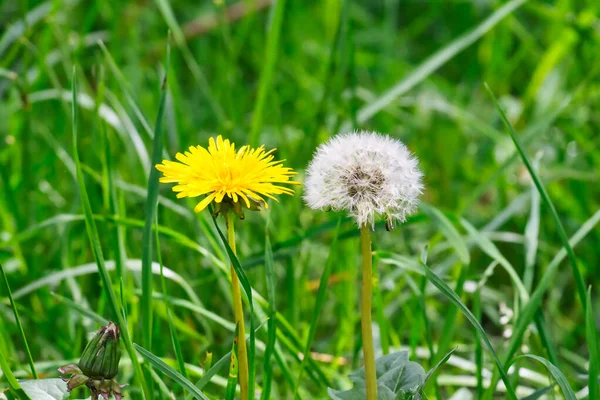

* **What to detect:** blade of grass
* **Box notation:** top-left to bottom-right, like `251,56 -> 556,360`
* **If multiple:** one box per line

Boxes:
293,218 -> 342,398
141,33 -> 170,356
0,261 -> 37,379
51,292 -> 109,325
485,83 -> 587,309
523,160 -> 541,292
509,355 -> 577,400
248,0 -> 286,146
434,262 -> 467,363
473,287 -> 484,400
381,254 -> 518,399
461,219 -> 528,302
483,209 -> 600,398
156,213 -> 187,380
71,67 -> 150,399
261,229 -> 277,400
0,350 -> 30,400
420,203 -> 470,265
419,259 -> 517,399
0,0 -> 53,57
134,344 -> 210,400
226,326 -> 239,400
373,254 -> 389,355
153,0 -> 225,123
587,287 -> 599,400
344,0 -> 527,130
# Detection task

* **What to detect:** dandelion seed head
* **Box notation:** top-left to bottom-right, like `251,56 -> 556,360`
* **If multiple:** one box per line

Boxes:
304,131 -> 423,229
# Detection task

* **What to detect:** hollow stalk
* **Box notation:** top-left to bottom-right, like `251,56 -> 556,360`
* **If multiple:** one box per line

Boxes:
360,225 -> 377,400
226,212 -> 249,400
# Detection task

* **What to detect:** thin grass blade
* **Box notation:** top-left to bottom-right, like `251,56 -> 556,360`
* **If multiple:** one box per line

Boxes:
0,261 -> 37,379
483,209 -> 600,398
156,213 -> 187,380
420,203 -> 470,264
141,33 -> 171,354
345,0 -> 527,130
510,355 -> 577,400
70,67 -> 150,399
0,346 -> 30,399
587,287 -> 599,400
293,218 -> 342,398
485,83 -> 587,308
261,230 -> 277,400
248,0 -> 286,146
134,344 -> 210,400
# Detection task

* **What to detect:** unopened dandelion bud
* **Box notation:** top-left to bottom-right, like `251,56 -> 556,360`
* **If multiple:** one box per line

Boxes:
60,322 -> 126,400
78,322 -> 121,379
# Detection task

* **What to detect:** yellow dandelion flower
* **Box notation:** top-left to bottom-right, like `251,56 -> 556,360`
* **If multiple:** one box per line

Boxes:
156,135 -> 299,213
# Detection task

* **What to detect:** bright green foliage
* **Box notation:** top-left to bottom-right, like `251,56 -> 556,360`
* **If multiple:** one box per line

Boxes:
1,0 -> 600,399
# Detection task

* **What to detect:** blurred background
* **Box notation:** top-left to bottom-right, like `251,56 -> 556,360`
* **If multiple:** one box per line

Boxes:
1,0 -> 600,398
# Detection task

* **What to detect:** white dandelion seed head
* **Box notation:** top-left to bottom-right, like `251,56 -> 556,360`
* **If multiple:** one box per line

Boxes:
304,131 -> 424,229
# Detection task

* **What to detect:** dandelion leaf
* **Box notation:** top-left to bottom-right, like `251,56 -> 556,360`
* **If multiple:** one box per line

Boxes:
328,351 -> 426,400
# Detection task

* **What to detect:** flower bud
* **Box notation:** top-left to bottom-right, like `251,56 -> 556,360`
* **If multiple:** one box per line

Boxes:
59,322 -> 126,400
78,322 -> 121,379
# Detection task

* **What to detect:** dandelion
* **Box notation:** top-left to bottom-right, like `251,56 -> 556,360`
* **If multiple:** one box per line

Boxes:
305,131 -> 423,400
156,135 -> 298,216
156,135 -> 298,400
304,131 -> 423,230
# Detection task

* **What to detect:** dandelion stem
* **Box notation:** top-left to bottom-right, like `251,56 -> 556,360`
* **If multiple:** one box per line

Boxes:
226,212 -> 249,400
360,225 -> 377,400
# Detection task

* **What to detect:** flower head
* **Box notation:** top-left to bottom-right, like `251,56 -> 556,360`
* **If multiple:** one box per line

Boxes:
304,131 -> 423,229
156,136 -> 298,216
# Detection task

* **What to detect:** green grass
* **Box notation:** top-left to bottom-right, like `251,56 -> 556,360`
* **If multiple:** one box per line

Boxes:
1,0 -> 600,399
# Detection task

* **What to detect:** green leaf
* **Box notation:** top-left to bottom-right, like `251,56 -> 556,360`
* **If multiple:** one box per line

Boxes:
71,67 -> 150,399
485,83 -> 587,308
0,260 -> 37,378
461,219 -> 528,302
0,351 -> 30,400
294,218 -> 342,397
587,287 -> 600,400
134,343 -> 210,400
248,0 -> 287,146
521,385 -> 554,400
141,33 -> 170,353
380,255 -> 518,400
19,379 -> 69,400
420,203 -> 470,264
484,209 -> 600,398
345,0 -> 527,129
328,351 -> 425,400
261,231 -> 277,400
509,355 -> 577,400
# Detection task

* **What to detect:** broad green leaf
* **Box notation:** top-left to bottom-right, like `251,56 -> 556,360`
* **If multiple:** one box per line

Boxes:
19,379 -> 69,400
328,351 -> 425,400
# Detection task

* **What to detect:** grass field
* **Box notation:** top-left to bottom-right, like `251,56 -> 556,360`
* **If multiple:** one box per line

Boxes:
1,0 -> 600,399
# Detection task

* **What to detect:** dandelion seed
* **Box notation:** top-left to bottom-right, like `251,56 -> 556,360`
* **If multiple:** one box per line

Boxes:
304,131 -> 423,229
156,135 -> 299,216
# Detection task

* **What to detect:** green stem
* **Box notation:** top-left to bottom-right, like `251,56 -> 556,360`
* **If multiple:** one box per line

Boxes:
360,226 -> 377,400
226,212 -> 248,400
